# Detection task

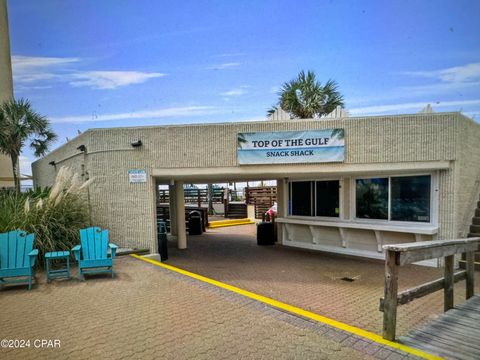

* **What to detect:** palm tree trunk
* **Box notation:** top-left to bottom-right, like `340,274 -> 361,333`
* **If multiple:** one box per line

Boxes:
10,153 -> 20,192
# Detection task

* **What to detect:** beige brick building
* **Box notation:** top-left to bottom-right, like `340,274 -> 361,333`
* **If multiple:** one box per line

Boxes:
32,112 -> 480,262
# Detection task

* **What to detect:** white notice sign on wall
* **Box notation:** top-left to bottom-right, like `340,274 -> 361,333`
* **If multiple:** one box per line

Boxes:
128,169 -> 147,183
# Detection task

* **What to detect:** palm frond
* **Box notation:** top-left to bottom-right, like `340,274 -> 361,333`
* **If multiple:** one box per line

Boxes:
271,71 -> 345,119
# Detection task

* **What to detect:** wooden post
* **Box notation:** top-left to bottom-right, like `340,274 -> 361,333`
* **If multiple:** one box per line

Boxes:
383,250 -> 399,341
444,255 -> 454,312
465,251 -> 475,299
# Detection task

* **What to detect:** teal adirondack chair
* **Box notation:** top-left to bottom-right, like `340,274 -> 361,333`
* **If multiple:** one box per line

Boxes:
73,227 -> 118,280
0,230 -> 39,290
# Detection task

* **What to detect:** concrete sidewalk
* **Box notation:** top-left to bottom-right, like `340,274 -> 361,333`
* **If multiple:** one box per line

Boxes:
166,224 -> 480,337
0,256 -> 417,360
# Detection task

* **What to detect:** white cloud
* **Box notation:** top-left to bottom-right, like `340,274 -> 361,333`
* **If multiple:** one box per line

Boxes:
399,81 -> 480,97
12,55 -> 165,90
270,86 -> 280,94
12,55 -> 79,71
69,71 -> 165,89
217,52 -> 245,58
350,99 -> 480,115
220,86 -> 249,97
210,62 -> 241,70
405,63 -> 480,83
50,105 -> 220,123
12,55 -> 79,83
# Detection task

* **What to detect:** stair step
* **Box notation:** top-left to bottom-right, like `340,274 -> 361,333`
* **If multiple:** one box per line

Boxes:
476,209 -> 480,217
470,224 -> 480,233
472,217 -> 480,225
468,233 -> 480,238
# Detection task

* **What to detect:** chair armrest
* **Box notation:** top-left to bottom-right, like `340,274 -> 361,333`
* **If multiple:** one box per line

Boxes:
108,243 -> 118,259
28,249 -> 39,266
72,245 -> 81,261
28,249 -> 39,256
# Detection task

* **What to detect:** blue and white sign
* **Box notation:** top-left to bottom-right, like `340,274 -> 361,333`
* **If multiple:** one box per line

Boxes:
128,169 -> 147,183
237,129 -> 344,165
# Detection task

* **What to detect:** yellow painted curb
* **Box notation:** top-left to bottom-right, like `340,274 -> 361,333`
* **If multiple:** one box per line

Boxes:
131,254 -> 442,360
208,219 -> 255,228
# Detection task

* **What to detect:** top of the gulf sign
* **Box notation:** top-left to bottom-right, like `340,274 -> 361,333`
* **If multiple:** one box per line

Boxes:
237,129 -> 344,165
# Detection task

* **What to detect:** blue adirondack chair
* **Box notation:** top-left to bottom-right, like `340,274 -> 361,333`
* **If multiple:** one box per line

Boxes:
0,230 -> 39,290
72,227 -> 118,280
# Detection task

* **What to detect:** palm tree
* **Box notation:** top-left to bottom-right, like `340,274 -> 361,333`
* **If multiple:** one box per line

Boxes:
0,98 -> 57,192
268,70 -> 344,119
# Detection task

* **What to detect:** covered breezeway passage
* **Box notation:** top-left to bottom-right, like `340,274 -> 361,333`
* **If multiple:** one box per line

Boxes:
162,224 -> 480,338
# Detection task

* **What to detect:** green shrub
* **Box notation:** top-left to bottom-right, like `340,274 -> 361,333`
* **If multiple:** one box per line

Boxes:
0,167 -> 93,266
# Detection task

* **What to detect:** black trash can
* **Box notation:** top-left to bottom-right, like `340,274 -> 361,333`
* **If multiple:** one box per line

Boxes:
157,221 -> 168,261
188,210 -> 203,235
257,222 -> 275,245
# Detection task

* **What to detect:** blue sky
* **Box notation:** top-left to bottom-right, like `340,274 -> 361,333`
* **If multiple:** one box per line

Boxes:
7,0 -> 480,176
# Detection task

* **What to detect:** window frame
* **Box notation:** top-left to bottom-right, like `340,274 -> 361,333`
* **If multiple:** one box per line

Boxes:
288,178 -> 343,220
351,172 -> 438,226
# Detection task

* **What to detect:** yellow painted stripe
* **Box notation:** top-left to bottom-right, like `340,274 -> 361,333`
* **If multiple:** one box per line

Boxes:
208,218 -> 253,224
208,222 -> 254,228
131,254 -> 442,360
208,219 -> 255,228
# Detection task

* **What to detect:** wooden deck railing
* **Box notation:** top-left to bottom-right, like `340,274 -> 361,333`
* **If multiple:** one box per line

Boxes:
379,237 -> 480,341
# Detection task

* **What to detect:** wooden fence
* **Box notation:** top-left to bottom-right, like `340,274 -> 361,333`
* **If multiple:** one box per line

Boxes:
379,237 -> 480,341
157,188 -> 224,206
245,186 -> 277,219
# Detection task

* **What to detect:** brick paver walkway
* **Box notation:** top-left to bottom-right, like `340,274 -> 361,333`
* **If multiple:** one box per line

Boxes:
167,224 -> 480,337
0,256 -> 416,359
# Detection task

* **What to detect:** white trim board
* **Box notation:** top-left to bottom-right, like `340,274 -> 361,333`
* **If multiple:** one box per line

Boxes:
276,217 -> 438,235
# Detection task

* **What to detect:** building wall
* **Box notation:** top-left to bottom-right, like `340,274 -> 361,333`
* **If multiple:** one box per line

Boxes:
0,0 -> 15,188
454,117 -> 480,237
32,113 -> 478,252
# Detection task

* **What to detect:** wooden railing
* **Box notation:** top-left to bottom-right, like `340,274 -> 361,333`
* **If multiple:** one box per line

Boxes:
379,237 -> 480,341
157,188 -> 224,205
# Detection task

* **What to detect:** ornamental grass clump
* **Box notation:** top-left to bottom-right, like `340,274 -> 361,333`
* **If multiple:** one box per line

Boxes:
0,166 -> 94,265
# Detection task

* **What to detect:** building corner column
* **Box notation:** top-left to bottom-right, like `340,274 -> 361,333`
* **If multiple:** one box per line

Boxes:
175,180 -> 187,249
276,179 -> 286,244
169,183 -> 178,236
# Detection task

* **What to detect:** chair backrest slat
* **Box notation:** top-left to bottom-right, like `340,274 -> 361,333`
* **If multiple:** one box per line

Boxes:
95,227 -> 102,259
80,227 -> 109,260
0,230 -> 34,269
22,234 -> 34,268
15,231 -> 26,267
8,231 -> 18,269
80,228 -> 87,259
101,230 -> 109,259
0,232 -> 8,269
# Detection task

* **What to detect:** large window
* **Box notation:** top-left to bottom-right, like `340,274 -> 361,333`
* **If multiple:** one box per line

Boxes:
391,176 -> 431,222
316,180 -> 340,217
290,181 -> 312,216
355,175 -> 431,223
356,178 -> 389,220
289,180 -> 340,217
